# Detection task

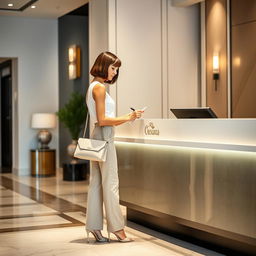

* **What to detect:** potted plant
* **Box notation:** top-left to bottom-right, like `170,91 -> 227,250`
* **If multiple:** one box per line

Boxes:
56,92 -> 87,162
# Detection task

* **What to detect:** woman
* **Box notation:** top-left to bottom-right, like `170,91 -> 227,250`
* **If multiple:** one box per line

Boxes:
86,52 -> 144,243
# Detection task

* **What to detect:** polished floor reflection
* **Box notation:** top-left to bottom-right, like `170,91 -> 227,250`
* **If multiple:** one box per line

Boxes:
0,170 -> 224,256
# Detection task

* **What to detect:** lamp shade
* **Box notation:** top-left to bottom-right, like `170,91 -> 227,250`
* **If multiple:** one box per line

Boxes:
68,46 -> 76,62
213,54 -> 219,73
31,113 -> 56,129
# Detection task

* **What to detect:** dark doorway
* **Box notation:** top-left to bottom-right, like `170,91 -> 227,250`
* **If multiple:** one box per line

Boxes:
0,60 -> 12,173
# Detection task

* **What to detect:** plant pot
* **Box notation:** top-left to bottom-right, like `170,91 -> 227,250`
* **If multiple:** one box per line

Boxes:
67,139 -> 78,163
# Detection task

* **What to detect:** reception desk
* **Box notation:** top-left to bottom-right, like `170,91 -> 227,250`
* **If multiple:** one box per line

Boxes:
115,119 -> 256,255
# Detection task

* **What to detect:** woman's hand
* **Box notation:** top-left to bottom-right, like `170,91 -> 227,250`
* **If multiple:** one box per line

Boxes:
127,111 -> 136,121
128,110 -> 144,121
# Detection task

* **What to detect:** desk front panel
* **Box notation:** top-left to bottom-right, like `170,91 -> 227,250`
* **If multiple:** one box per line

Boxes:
116,141 -> 256,239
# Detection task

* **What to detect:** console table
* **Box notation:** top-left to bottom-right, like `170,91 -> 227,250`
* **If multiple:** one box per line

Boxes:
30,149 -> 56,176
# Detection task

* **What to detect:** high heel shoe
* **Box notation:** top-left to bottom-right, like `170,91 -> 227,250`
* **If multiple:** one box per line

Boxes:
86,230 -> 108,243
107,230 -> 133,243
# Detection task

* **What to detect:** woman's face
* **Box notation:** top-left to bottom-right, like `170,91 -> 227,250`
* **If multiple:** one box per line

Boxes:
107,64 -> 118,82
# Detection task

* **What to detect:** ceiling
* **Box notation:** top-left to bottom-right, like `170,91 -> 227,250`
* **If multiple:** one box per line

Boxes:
0,0 -> 89,19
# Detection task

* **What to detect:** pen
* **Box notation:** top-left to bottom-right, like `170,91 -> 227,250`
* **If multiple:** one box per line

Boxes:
130,107 -> 135,111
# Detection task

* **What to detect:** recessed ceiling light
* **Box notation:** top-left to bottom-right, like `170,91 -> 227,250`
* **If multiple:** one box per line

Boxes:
31,5 -> 36,9
8,3 -> 14,7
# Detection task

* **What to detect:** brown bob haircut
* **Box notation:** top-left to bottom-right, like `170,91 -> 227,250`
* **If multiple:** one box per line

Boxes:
90,52 -> 121,84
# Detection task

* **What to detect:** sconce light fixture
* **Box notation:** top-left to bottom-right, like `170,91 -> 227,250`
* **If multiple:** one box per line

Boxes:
68,45 -> 81,80
213,53 -> 219,91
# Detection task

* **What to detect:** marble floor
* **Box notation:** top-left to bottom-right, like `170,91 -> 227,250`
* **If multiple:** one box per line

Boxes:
0,170 -> 225,256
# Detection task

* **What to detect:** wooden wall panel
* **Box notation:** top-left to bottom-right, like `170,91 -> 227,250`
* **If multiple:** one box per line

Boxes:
231,0 -> 256,117
231,0 -> 256,26
206,0 -> 228,118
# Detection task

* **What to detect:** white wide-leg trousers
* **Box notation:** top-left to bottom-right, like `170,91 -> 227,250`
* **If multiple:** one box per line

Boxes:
85,125 -> 124,232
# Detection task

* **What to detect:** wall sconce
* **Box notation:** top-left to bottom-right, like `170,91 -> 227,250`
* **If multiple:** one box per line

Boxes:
213,53 -> 219,91
68,45 -> 81,80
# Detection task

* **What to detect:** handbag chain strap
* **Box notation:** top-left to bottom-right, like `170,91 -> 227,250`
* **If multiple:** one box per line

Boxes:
82,112 -> 89,138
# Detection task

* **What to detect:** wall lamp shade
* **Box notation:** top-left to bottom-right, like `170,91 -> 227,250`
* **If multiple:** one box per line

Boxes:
68,47 -> 76,62
213,54 -> 220,79
68,45 -> 81,80
31,113 -> 56,149
213,53 -> 220,91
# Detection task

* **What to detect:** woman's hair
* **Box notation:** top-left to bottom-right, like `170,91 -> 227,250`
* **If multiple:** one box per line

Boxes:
90,52 -> 121,84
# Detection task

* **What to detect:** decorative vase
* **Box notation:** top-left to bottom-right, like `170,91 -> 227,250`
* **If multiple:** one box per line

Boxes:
67,139 -> 78,163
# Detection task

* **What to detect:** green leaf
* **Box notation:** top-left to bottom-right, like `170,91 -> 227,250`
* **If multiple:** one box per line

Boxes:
56,92 -> 87,139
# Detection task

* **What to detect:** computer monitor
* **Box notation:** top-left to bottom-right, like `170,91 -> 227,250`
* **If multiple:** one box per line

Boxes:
170,107 -> 217,118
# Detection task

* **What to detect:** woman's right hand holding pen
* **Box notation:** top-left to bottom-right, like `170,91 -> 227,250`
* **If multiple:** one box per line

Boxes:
128,107 -> 146,121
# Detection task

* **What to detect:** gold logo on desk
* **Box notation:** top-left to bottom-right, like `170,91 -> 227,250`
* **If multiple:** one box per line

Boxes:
144,122 -> 160,135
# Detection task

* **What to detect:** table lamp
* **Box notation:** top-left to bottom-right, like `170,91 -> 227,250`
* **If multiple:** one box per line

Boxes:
31,113 -> 56,149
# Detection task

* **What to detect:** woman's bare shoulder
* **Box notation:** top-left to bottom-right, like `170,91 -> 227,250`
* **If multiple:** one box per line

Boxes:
93,83 -> 106,96
93,82 -> 105,89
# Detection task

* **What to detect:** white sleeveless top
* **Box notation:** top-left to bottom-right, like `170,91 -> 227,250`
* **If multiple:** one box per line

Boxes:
86,81 -> 116,124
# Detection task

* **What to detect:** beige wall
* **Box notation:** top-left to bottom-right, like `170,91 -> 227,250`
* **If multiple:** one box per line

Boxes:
168,1 -> 200,114
0,16 -> 58,175
89,0 -> 200,119
89,0 -> 108,75
205,0 -> 228,118
115,0 -> 162,118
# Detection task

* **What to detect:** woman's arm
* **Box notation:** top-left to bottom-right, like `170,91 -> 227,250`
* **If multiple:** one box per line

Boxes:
93,83 -> 140,126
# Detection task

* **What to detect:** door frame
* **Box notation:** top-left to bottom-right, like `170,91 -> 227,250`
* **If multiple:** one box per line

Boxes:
0,58 -> 18,173
0,60 -> 12,172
